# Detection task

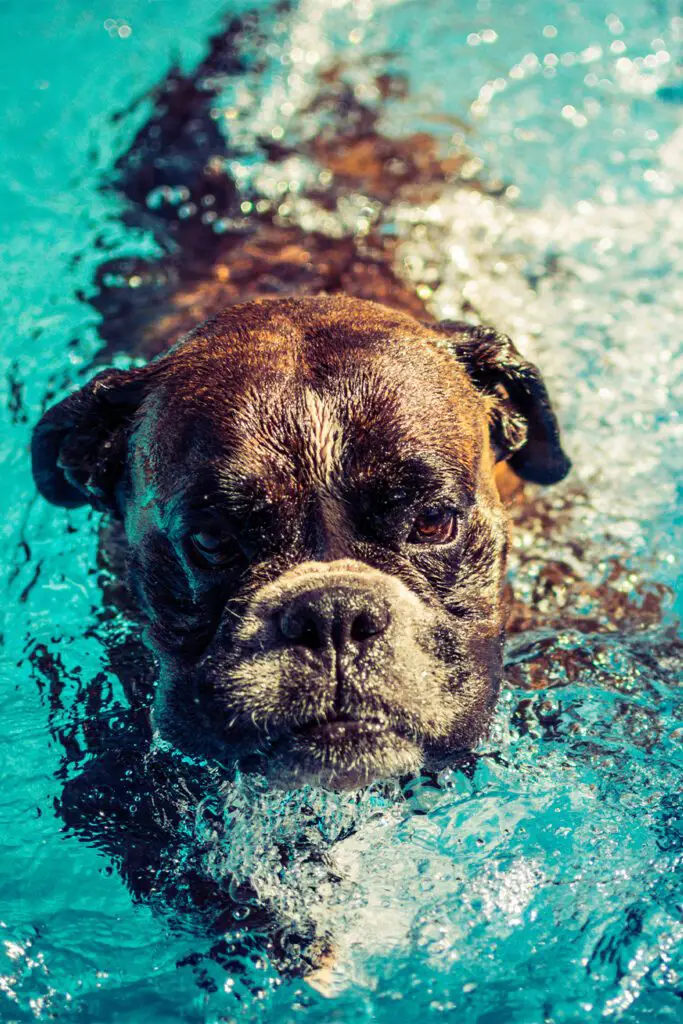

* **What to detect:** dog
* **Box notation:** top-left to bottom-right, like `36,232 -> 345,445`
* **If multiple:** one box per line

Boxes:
27,8 -> 680,994
50,6 -> 683,994
32,294 -> 570,791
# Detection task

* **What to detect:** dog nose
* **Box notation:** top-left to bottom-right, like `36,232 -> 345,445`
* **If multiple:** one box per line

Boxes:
276,586 -> 391,653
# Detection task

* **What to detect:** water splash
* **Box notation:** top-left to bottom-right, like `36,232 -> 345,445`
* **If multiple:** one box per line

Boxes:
1,0 -> 682,1020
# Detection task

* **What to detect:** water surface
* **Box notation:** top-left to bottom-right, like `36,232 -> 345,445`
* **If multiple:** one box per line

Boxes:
0,1 -> 682,1020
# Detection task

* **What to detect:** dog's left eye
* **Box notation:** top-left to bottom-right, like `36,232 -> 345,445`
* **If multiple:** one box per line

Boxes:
407,509 -> 457,545
189,531 -> 229,565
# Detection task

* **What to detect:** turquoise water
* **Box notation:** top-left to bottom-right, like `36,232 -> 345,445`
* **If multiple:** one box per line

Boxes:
1,0 -> 682,1020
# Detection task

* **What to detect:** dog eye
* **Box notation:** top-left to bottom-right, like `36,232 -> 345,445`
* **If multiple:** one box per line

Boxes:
189,531 -> 229,565
407,509 -> 457,545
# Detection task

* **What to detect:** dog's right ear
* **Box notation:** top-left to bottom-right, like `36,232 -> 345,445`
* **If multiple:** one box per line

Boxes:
32,364 -> 156,514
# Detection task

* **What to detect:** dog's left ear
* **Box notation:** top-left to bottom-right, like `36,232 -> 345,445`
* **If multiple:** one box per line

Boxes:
432,320 -> 571,485
31,364 -> 155,513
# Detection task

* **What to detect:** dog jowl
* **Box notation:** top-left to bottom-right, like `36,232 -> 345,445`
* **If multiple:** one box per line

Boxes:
32,296 -> 570,789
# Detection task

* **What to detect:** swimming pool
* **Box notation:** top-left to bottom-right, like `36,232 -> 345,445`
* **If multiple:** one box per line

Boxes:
1,0 -> 682,1020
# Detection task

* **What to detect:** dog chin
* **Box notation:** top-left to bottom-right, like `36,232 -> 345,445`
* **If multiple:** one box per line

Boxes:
240,720 -> 424,792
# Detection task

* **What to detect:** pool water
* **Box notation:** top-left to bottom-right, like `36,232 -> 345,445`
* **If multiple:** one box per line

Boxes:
1,0 -> 682,1021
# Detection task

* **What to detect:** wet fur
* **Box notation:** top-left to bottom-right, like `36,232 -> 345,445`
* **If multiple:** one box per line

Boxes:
36,294 -> 567,792
27,4 -> 671,987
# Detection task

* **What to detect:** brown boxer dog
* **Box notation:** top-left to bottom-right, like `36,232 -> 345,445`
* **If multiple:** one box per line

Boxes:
32,295 -> 570,791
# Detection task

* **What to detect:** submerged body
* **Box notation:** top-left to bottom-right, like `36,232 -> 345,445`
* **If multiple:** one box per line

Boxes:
12,2 -> 682,1012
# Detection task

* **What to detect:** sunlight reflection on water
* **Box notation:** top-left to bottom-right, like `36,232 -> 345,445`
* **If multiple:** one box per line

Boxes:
0,0 -> 681,1020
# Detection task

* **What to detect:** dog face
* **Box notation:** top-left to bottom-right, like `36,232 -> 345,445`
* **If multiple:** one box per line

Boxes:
33,296 -> 569,789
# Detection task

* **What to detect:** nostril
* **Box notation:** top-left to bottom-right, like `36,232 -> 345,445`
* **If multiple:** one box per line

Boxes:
275,589 -> 390,652
278,609 -> 323,650
350,607 -> 390,643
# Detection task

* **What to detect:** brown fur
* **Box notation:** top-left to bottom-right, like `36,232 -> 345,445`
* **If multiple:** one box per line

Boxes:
27,9 -> 675,986
35,294 -> 569,789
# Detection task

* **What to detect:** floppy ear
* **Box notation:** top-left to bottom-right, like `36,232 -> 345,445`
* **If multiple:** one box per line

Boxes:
433,321 -> 571,485
31,365 -> 154,513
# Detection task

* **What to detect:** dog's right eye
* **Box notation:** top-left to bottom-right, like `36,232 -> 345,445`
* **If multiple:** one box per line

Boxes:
189,531 -> 228,566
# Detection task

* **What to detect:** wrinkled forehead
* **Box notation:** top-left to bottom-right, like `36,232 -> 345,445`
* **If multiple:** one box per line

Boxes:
227,365 -> 479,491
135,319 -> 486,506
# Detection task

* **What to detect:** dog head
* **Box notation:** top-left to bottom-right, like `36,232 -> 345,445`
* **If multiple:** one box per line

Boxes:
33,296 -> 569,789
